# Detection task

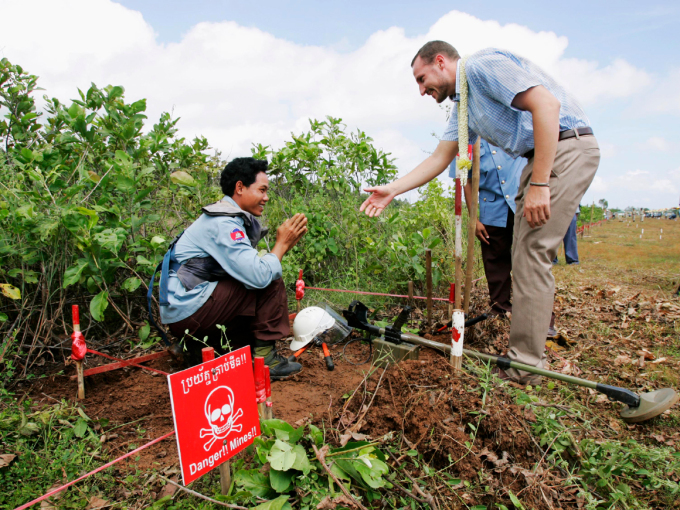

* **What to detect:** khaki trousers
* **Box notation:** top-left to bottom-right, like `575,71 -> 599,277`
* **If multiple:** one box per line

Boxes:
507,135 -> 600,382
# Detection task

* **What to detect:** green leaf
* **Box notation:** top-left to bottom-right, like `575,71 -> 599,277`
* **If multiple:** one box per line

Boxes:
90,290 -> 109,322
74,419 -> 88,438
122,277 -> 142,293
252,495 -> 291,510
170,170 -> 196,187
0,312 -> 7,322
291,444 -> 311,475
428,237 -> 442,249
150,236 -> 166,248
269,469 -> 294,493
138,324 -> 150,342
0,283 -> 21,300
267,440 -> 296,471
261,419 -> 304,443
115,175 -> 136,193
234,469 -> 274,498
508,490 -> 525,510
63,259 -> 88,288
308,423 -> 323,446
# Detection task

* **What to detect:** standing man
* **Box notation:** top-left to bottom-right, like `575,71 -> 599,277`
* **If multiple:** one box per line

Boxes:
360,42 -> 599,384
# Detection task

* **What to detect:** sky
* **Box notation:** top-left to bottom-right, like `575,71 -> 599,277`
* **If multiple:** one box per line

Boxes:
1,0 -> 679,209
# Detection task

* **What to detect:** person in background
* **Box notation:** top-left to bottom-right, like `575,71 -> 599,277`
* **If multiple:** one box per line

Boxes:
160,157 -> 307,378
553,206 -> 580,265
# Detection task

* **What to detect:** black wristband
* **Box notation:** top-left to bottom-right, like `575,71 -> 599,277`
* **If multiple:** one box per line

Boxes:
529,182 -> 549,187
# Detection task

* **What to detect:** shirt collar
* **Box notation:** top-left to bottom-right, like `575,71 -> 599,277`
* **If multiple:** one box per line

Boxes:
222,195 -> 241,209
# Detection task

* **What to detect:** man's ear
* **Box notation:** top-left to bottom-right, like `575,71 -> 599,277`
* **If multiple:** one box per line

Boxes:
234,181 -> 244,195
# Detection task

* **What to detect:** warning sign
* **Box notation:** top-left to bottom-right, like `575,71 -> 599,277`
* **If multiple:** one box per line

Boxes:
167,346 -> 260,484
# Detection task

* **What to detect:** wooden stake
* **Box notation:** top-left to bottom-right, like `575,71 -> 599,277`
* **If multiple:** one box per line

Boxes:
425,249 -> 432,329
202,347 -> 230,495
264,366 -> 273,420
76,361 -> 85,400
254,357 -> 267,420
450,309 -> 464,370
71,305 -> 85,400
463,140 -> 480,314
454,176 -> 463,310
219,463 -> 231,495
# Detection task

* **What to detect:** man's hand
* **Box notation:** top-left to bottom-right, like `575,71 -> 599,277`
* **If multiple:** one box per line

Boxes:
272,213 -> 307,260
360,185 -> 396,218
475,220 -> 491,245
523,186 -> 551,228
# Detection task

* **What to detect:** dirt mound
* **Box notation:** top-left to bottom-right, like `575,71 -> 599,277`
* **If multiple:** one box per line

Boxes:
324,353 -> 564,509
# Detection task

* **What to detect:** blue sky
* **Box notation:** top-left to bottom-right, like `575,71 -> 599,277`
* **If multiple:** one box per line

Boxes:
2,0 -> 679,209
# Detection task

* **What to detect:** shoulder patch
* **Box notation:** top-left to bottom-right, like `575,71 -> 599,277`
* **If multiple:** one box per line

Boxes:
230,228 -> 247,243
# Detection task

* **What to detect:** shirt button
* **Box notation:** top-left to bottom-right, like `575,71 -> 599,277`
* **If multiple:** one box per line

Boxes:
483,198 -> 487,201
505,195 -> 510,199
497,165 -> 502,170
492,151 -> 497,155
501,180 -> 505,184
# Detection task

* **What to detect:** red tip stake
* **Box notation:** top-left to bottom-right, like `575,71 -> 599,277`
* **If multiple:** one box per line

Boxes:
264,366 -> 271,399
254,357 -> 266,404
72,304 -> 80,330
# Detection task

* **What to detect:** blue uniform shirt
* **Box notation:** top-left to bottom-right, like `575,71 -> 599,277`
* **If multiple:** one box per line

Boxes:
449,140 -> 525,228
160,196 -> 282,324
442,48 -> 591,158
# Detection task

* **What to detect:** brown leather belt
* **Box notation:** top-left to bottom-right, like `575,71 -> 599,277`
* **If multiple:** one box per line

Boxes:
522,127 -> 593,160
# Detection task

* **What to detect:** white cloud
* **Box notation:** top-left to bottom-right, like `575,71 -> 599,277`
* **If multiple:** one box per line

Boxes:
589,175 -> 609,192
646,136 -> 671,152
0,1 -> 657,180
646,68 -> 680,115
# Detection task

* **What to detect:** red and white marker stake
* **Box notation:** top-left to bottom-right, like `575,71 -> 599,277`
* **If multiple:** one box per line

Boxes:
264,366 -> 273,419
71,305 -> 87,399
254,357 -> 267,419
450,309 -> 465,370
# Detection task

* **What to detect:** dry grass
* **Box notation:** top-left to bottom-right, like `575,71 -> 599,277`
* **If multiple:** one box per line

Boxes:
561,218 -> 680,293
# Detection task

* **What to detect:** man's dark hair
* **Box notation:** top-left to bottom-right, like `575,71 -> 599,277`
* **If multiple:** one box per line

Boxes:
220,157 -> 268,196
411,41 -> 460,66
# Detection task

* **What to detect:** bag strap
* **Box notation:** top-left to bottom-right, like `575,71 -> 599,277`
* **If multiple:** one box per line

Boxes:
147,233 -> 183,346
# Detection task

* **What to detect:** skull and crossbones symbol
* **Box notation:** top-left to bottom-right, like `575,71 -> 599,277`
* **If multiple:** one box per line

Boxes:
200,385 -> 243,451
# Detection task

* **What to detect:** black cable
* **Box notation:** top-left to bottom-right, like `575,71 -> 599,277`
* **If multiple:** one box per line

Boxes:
341,337 -> 373,365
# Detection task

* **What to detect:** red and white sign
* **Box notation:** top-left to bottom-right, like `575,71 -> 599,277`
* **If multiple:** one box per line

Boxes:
167,346 -> 260,484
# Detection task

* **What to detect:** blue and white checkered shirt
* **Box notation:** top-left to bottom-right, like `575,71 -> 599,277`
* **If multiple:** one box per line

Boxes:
442,48 -> 590,158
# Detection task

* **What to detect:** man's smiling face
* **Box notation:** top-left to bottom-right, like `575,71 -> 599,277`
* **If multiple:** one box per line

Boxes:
412,55 -> 455,104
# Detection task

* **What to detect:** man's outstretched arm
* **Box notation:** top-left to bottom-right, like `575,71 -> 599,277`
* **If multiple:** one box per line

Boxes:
360,139 -> 459,217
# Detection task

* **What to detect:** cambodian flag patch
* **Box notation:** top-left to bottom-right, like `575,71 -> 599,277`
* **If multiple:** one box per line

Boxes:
230,228 -> 246,242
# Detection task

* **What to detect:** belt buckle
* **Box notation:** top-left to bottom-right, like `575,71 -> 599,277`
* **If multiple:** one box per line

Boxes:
574,128 -> 580,140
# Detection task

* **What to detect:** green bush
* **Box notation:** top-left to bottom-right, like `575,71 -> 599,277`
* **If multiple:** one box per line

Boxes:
0,57 -> 478,361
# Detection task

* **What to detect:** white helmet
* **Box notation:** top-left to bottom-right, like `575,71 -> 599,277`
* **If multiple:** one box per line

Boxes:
290,306 -> 351,351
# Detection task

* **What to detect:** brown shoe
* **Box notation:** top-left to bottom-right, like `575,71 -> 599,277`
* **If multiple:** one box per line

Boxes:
492,367 -> 542,387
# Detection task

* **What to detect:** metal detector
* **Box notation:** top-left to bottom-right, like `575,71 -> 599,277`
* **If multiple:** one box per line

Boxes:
342,300 -> 678,424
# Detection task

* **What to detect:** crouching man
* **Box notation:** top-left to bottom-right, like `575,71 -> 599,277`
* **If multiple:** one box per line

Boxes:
160,157 -> 307,379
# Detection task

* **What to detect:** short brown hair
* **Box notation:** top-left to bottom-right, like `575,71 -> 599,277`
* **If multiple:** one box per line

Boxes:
411,41 -> 460,66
